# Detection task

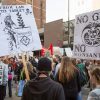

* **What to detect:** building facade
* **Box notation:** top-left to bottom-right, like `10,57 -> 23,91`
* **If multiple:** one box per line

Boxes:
1,0 -> 46,29
63,20 -> 74,48
44,19 -> 74,48
44,19 -> 63,48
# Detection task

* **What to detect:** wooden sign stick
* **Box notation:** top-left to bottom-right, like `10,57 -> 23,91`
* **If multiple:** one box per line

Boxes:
22,53 -> 30,81
26,52 -> 29,61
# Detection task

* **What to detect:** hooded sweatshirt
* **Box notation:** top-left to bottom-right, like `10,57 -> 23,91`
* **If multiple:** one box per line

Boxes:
21,77 -> 65,100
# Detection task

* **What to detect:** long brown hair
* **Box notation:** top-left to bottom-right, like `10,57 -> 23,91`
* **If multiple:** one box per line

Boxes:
59,56 -> 77,83
91,67 -> 100,84
2,57 -> 9,64
27,61 -> 33,75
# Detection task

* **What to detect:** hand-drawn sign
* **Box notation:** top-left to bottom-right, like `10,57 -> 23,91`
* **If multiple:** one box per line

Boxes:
82,22 -> 100,47
4,15 -> 17,51
3,12 -> 33,51
0,5 -> 42,56
20,36 -> 30,46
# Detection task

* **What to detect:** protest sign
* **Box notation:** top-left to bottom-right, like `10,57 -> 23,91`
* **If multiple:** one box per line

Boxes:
73,9 -> 100,60
0,5 -> 42,57
65,48 -> 72,57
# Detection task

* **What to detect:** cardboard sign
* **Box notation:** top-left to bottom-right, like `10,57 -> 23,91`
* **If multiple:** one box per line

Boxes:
73,9 -> 100,60
0,5 -> 42,57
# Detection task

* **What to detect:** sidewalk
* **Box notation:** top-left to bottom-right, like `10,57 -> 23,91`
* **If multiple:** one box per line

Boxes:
5,87 -> 21,100
82,86 -> 90,100
5,82 -> 21,100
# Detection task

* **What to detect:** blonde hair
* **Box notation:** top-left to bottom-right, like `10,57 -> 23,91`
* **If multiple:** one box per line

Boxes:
91,67 -> 100,84
2,57 -> 9,64
59,56 -> 77,83
27,61 -> 33,75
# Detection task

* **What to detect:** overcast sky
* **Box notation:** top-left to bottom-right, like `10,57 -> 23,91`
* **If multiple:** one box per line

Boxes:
46,0 -> 93,23
46,0 -> 67,23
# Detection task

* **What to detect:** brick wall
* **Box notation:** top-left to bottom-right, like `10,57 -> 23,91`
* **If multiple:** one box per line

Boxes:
44,19 -> 63,48
33,0 -> 46,28
2,0 -> 46,29
2,0 -> 26,5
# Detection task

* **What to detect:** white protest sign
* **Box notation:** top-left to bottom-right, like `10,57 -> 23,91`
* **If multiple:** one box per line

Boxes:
53,47 -> 63,56
65,48 -> 73,57
73,9 -> 100,60
0,5 -> 42,57
59,48 -> 64,56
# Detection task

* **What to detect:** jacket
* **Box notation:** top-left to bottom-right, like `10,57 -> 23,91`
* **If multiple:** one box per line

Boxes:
0,61 -> 8,85
55,71 -> 81,100
21,76 -> 65,100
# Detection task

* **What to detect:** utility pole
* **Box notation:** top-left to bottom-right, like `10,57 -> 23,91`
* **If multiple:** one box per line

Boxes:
68,0 -> 70,47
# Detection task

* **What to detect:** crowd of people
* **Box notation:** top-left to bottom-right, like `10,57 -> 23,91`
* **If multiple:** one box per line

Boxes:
0,54 -> 100,100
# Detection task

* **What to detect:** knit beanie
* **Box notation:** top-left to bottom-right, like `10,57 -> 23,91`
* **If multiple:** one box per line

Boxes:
37,57 -> 52,71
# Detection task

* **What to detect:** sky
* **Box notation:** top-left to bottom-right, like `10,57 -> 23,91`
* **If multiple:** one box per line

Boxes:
46,0 -> 93,23
46,0 -> 67,22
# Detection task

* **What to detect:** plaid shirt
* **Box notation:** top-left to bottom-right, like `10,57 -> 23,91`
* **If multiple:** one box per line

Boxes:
87,87 -> 100,100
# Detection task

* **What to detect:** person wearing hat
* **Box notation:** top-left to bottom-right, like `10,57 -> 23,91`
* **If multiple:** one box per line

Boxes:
21,57 -> 65,100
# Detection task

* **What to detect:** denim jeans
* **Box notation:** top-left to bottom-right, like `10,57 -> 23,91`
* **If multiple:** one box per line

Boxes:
77,92 -> 82,100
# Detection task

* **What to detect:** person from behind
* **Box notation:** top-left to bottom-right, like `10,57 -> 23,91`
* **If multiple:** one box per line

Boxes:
76,59 -> 85,72
2,56 -> 9,97
8,66 -> 12,97
87,67 -> 100,100
0,56 -> 8,100
76,59 -> 88,87
55,56 -> 81,100
29,57 -> 38,68
26,61 -> 37,79
15,58 -> 23,82
87,61 -> 96,91
54,55 -> 61,77
21,57 -> 65,100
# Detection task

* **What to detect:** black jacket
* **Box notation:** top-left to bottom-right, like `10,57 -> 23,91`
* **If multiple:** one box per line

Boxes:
55,71 -> 81,100
21,77 -> 65,100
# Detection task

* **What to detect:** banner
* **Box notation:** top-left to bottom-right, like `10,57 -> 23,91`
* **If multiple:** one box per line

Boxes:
73,9 -> 100,60
0,5 -> 42,57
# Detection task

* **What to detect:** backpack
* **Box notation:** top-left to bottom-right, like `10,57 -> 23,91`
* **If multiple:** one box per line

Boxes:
8,73 -> 12,80
79,70 -> 87,87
